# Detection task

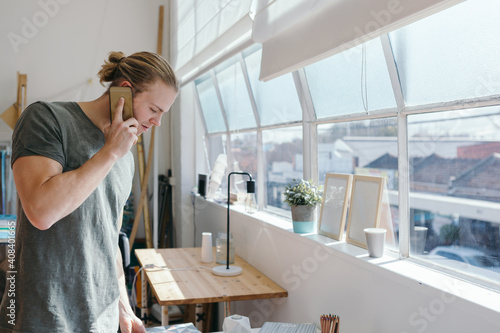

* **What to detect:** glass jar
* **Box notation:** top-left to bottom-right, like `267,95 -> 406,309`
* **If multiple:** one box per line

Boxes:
215,232 -> 235,264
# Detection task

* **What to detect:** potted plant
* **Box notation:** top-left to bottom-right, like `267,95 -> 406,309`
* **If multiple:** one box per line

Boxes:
283,179 -> 323,233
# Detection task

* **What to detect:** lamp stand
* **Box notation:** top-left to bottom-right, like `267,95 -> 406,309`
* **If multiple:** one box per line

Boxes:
212,171 -> 255,277
212,265 -> 242,276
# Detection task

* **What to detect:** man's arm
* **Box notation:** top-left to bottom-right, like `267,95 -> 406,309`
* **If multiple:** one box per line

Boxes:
14,151 -> 119,230
13,98 -> 138,230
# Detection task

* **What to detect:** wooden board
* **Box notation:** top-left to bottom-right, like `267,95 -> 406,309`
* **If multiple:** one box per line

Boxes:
135,247 -> 288,306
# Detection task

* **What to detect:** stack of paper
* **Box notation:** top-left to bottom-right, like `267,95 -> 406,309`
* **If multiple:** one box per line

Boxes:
260,322 -> 317,333
146,323 -> 200,333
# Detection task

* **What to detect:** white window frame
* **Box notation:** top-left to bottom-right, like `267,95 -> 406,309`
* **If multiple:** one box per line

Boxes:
194,35 -> 500,291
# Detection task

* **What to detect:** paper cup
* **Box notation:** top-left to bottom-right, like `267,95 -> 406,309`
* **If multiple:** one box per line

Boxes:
364,228 -> 387,258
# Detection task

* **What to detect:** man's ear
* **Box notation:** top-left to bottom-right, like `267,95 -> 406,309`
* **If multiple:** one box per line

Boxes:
119,81 -> 132,88
119,81 -> 136,97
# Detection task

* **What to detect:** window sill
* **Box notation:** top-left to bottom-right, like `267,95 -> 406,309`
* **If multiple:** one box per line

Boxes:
200,197 -> 500,315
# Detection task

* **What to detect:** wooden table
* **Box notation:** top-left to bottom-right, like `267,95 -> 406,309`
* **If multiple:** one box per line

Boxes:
135,247 -> 288,326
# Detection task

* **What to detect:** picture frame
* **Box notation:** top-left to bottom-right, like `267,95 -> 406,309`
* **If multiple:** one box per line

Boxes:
345,175 -> 385,249
317,173 -> 352,241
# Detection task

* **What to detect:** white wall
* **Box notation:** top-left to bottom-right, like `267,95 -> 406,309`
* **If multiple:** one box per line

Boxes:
194,197 -> 500,333
0,0 -> 171,238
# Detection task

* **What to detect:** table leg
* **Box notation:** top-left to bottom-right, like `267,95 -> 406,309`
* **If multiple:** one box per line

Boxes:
141,269 -> 148,321
161,305 -> 169,326
223,301 -> 231,318
195,304 -> 204,331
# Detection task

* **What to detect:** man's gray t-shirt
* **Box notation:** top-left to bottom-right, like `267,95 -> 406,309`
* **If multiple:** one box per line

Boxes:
0,101 -> 134,332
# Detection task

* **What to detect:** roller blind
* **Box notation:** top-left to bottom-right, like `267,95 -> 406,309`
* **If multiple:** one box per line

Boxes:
171,0 -> 255,85
253,0 -> 464,81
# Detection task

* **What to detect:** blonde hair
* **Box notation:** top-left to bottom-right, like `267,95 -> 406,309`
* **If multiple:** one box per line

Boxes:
97,51 -> 179,93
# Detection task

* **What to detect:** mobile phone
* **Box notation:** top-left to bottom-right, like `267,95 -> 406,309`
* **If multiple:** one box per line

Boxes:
109,86 -> 134,121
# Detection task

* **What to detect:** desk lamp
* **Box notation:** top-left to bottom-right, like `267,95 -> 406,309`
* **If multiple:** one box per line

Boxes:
212,171 -> 256,276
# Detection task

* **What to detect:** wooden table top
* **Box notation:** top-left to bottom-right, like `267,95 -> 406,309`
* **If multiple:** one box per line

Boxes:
135,247 -> 288,306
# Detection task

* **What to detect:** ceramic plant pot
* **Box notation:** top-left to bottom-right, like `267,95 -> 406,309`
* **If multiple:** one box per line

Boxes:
291,205 -> 317,233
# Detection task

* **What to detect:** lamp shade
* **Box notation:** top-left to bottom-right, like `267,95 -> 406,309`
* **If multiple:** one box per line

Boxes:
246,180 -> 255,194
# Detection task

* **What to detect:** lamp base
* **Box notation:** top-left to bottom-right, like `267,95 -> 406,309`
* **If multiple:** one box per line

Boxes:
212,265 -> 242,276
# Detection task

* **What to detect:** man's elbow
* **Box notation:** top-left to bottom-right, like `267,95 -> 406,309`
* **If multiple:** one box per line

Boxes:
27,217 -> 54,231
23,206 -> 56,230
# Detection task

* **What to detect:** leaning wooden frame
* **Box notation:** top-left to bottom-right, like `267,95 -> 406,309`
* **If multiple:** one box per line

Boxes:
345,175 -> 385,249
317,173 -> 352,241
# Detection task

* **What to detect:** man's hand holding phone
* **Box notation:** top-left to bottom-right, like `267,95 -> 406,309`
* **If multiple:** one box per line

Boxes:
104,88 -> 139,159
109,87 -> 134,121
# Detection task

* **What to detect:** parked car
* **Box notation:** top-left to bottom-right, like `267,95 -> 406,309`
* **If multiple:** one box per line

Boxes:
428,246 -> 500,273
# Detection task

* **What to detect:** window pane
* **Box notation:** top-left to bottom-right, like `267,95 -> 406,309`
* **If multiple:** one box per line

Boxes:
317,118 -> 399,250
389,0 -> 500,106
243,46 -> 302,126
408,107 -> 500,282
229,132 -> 258,202
216,57 -> 256,130
263,126 -> 303,210
195,75 -> 226,133
305,38 -> 396,118
206,135 -> 228,198
207,135 -> 226,169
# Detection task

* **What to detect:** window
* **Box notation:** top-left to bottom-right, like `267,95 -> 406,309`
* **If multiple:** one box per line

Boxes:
243,45 -> 302,126
408,107 -> 500,280
195,74 -> 226,133
317,118 -> 398,183
317,118 -> 399,249
207,135 -> 226,170
215,56 -> 256,130
389,0 -> 500,106
263,126 -> 303,211
305,37 -> 397,118
206,134 -> 228,197
230,132 -> 258,198
193,0 -> 500,287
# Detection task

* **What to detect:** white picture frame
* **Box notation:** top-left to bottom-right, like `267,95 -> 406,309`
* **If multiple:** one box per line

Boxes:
345,175 -> 385,249
317,173 -> 352,241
